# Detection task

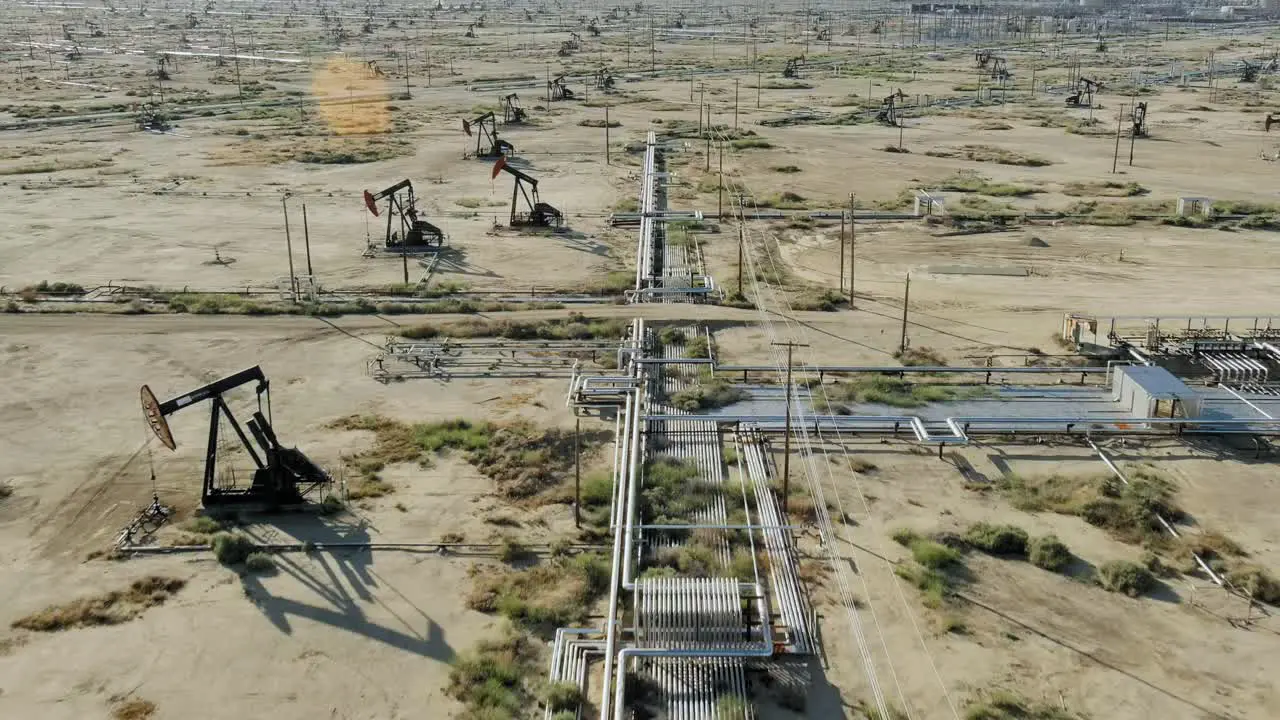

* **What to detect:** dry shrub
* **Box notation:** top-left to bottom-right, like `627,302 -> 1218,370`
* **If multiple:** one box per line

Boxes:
1028,535 -> 1072,572
467,554 -> 610,627
447,626 -> 541,718
111,698 -> 157,720
12,577 -> 185,631
1226,566 -> 1280,605
1097,560 -> 1154,597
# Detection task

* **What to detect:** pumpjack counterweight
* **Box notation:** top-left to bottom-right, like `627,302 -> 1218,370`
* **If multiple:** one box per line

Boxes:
141,367 -> 330,507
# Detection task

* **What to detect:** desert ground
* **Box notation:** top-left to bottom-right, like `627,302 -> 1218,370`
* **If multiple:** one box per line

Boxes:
2,4 -> 1280,720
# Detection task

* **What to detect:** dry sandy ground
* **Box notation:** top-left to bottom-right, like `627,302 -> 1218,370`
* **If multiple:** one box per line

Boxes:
799,438 -> 1280,720
3,13 -> 1280,720
0,313 -> 596,720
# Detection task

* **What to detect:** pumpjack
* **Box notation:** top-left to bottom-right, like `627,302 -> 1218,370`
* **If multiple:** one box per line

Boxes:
362,179 -> 444,250
464,23 -> 476,38
876,89 -> 908,127
462,111 -> 514,157
975,49 -> 992,68
491,156 -> 562,227
1242,60 -> 1259,83
1066,77 -> 1099,107
549,75 -> 574,101
783,56 -> 804,79
501,93 -> 527,124
990,56 -> 1009,81
1265,113 -> 1279,132
1131,102 -> 1148,138
594,67 -> 615,90
140,367 -> 330,507
138,102 -> 170,132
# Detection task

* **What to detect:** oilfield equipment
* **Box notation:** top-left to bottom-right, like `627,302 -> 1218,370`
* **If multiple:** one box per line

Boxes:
1267,113 -> 1279,133
500,93 -> 526,123
548,75 -> 575,101
782,56 -> 805,78
137,102 -> 170,132
362,179 -> 445,251
594,67 -> 616,90
1066,77 -> 1100,107
1242,60 -> 1259,83
989,55 -> 1010,81
558,32 -> 582,56
462,111 -> 514,157
876,89 -> 908,127
140,366 -> 330,507
1132,102 -> 1149,138
491,156 -> 563,228
464,23 -> 476,37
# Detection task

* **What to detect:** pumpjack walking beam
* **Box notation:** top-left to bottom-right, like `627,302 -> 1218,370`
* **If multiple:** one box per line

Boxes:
141,367 -> 330,507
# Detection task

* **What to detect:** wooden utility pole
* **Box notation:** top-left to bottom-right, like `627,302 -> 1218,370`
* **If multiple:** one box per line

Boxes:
734,77 -> 740,129
605,106 -> 611,164
839,211 -> 846,293
282,194 -> 297,302
574,417 -> 581,527
302,204 -> 313,276
849,194 -> 857,309
771,340 -> 809,518
898,273 -> 911,353
757,70 -> 761,108
717,142 -> 724,218
1112,104 -> 1125,174
698,84 -> 705,135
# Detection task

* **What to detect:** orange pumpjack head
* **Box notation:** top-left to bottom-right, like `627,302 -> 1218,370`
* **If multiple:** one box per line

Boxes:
141,384 -> 176,451
462,119 -> 472,136
363,190 -> 379,216
491,156 -> 507,180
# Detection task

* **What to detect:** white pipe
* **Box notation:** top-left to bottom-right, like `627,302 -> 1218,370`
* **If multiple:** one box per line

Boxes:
611,582 -> 773,720
599,320 -> 645,720
1087,439 -> 1223,585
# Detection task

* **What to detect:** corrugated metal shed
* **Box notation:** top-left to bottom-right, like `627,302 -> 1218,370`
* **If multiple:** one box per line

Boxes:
1113,365 -> 1202,418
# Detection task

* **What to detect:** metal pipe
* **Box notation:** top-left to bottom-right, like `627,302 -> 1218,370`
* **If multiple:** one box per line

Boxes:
611,582 -> 773,720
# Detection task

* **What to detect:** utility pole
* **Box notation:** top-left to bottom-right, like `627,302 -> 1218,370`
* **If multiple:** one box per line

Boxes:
698,84 -> 705,135
839,211 -> 846,293
737,215 -> 745,296
849,194 -> 857,309
302,203 -> 313,276
1128,108 -> 1137,166
734,77 -> 740,130
574,417 -> 581,528
605,105 -> 611,164
1112,103 -> 1125,174
771,340 -> 809,518
231,27 -> 244,105
718,142 -> 724,218
282,193 -> 297,302
899,273 -> 911,353
757,71 -> 761,109
402,40 -> 410,98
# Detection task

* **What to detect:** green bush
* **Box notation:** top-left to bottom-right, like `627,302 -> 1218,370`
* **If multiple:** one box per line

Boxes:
1027,535 -> 1072,572
244,552 -> 276,572
911,539 -> 962,569
684,335 -> 711,359
210,532 -> 255,566
963,523 -> 1029,556
179,516 -> 224,534
1097,560 -> 1154,597
543,681 -> 583,711
669,381 -> 746,411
